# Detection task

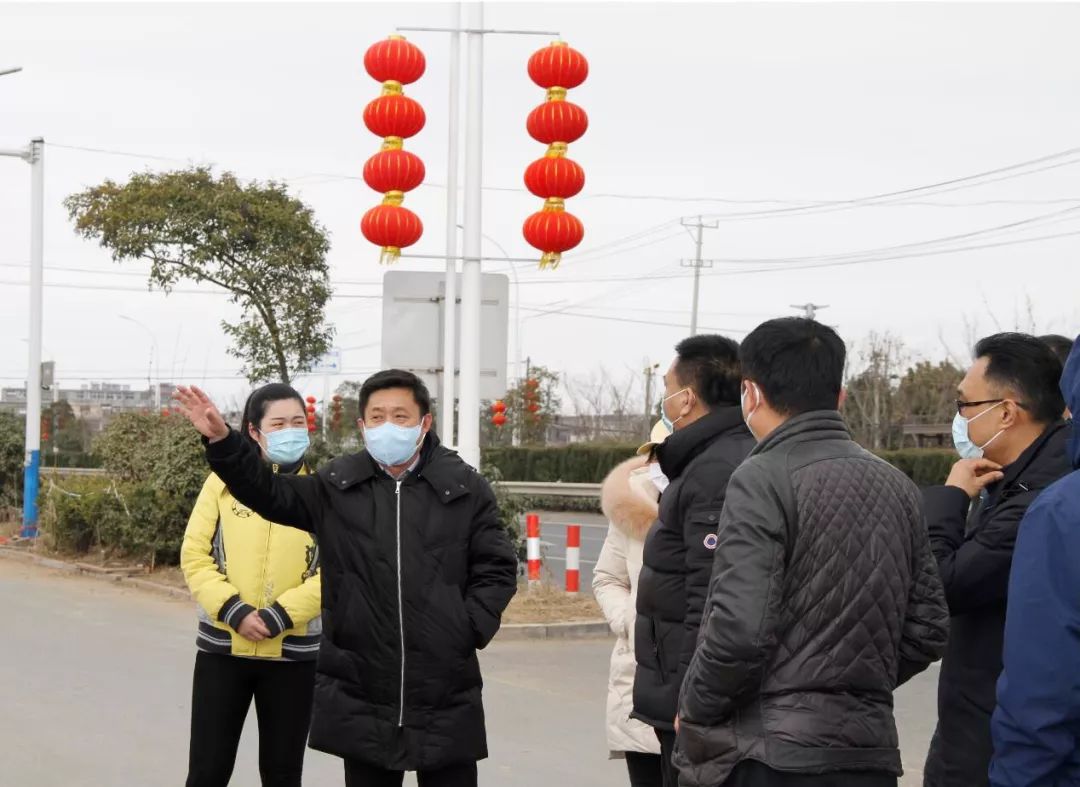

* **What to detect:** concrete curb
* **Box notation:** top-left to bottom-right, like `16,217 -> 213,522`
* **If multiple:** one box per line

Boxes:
496,620 -> 613,641
0,546 -> 191,601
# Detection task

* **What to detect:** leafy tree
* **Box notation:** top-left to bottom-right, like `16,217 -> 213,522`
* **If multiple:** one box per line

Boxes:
42,400 -> 92,461
65,167 -> 333,384
0,412 -> 24,509
483,365 -> 561,447
895,360 -> 964,424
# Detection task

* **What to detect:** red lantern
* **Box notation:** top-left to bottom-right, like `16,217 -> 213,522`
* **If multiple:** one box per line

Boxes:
527,402 -> 541,414
523,204 -> 585,269
526,378 -> 540,389
361,204 -> 424,263
363,94 -> 426,141
363,149 -> 426,195
362,36 -> 427,264
492,413 -> 508,428
524,156 -> 585,200
523,43 -> 587,269
528,42 -> 589,90
526,101 -> 588,146
364,36 -> 426,87
490,400 -> 507,414
305,396 -> 316,404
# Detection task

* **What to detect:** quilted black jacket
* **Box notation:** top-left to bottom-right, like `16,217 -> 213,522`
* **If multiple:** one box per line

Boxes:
672,411 -> 949,787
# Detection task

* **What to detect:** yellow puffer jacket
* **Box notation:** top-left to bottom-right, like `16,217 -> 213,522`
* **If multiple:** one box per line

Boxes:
180,470 -> 321,661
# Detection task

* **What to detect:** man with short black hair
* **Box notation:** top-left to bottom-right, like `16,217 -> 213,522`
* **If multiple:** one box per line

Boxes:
633,334 -> 755,786
674,318 -> 949,787
174,370 -> 517,787
923,333 -> 1071,787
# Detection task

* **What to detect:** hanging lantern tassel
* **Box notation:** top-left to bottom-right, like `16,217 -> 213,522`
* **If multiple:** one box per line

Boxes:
361,35 -> 427,264
521,41 -> 589,270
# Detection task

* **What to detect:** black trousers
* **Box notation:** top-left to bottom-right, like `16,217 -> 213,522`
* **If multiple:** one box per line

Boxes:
344,759 -> 478,787
185,651 -> 316,787
657,730 -> 678,787
626,751 -> 664,787
724,760 -> 898,787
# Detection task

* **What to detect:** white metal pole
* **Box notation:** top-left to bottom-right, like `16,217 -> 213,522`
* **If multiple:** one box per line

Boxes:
440,1 -> 462,449
457,1 -> 484,469
22,138 -> 44,538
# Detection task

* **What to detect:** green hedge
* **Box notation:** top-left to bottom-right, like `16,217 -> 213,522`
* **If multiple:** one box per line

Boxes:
483,444 -> 957,488
482,443 -> 641,484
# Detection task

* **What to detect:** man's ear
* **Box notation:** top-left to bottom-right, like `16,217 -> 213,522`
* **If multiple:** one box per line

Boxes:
838,387 -> 848,410
1001,400 -> 1023,428
421,413 -> 434,435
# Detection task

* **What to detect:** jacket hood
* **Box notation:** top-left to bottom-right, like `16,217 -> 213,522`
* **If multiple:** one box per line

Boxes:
600,456 -> 659,539
1061,336 -> 1080,467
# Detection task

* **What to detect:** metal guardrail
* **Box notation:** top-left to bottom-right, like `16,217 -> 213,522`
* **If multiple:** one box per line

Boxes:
39,466 -> 601,497
499,481 -> 601,498
40,466 -> 106,477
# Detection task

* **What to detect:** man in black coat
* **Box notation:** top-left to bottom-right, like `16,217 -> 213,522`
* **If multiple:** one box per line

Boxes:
633,334 -> 756,787
923,333 -> 1071,787
674,318 -> 949,787
174,370 -> 517,787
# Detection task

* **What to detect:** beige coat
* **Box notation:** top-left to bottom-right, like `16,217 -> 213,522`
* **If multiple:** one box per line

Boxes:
592,455 -> 663,757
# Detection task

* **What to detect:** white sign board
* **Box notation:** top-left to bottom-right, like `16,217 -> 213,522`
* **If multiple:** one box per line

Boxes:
381,271 -> 509,401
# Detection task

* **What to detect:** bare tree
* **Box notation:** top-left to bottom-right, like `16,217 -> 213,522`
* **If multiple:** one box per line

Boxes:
563,365 -> 646,442
843,333 -> 908,451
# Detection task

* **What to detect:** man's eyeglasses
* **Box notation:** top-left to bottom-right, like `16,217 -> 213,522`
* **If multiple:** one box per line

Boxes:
955,398 -> 1028,415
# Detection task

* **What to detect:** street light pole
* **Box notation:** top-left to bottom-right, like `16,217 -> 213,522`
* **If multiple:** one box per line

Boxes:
439,2 -> 462,450
119,315 -> 160,409
457,0 -> 485,470
458,225 -> 522,388
1,137 -> 44,538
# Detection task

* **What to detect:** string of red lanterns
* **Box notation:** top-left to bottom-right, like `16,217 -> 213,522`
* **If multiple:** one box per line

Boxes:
360,36 -> 427,265
522,42 -> 589,270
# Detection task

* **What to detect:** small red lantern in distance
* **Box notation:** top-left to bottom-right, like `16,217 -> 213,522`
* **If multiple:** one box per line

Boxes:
492,412 -> 508,428
490,400 -> 507,414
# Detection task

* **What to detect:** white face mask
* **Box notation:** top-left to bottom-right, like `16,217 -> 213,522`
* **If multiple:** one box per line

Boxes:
647,462 -> 669,493
741,381 -> 762,441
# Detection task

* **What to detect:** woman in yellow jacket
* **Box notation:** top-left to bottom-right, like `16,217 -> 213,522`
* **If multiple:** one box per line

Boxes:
181,383 -> 321,787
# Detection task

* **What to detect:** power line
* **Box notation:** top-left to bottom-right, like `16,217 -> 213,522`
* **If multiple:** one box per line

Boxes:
515,305 -> 751,334
48,139 -> 1080,215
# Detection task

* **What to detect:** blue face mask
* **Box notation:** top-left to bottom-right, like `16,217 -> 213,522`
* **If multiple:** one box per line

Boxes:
952,402 -> 1005,460
260,427 -> 310,465
364,422 -> 424,467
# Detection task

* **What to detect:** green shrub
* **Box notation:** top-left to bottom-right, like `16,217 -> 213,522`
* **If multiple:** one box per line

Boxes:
876,449 -> 956,487
483,444 -> 956,488
0,412 -> 24,508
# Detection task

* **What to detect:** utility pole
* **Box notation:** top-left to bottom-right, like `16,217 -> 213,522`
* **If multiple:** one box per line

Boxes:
0,137 -> 44,538
680,215 -> 719,336
438,2 -> 462,450
397,11 -> 560,469
791,303 -> 829,321
643,361 -> 659,439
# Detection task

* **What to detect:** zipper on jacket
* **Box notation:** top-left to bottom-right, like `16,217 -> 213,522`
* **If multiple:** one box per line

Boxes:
395,479 -> 406,727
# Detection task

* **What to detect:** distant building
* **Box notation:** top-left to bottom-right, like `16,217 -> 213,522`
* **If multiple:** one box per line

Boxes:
0,380 -> 177,433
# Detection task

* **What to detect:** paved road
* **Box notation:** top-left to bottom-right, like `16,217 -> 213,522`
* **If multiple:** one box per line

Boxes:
526,511 -> 609,593
1,556 -> 939,786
